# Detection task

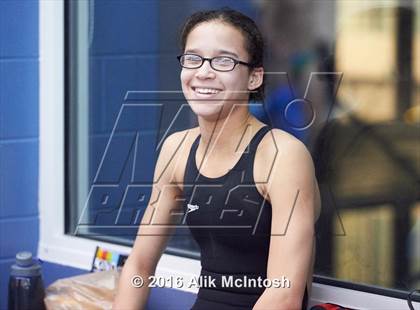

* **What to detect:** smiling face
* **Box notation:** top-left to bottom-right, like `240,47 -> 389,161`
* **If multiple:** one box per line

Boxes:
180,21 -> 260,120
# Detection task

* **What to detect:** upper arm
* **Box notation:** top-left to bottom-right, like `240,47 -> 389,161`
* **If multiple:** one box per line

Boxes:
129,131 -> 188,273
260,130 -> 320,306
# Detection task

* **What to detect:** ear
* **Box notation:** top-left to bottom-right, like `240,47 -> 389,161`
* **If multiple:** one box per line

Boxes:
248,67 -> 264,91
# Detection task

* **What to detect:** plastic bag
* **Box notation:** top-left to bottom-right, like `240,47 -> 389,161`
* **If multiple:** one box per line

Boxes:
44,269 -> 120,310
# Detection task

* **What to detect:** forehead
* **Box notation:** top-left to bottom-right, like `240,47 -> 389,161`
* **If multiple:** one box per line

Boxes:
184,21 -> 248,58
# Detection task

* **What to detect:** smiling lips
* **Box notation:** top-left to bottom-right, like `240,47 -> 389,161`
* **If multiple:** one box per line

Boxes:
192,86 -> 221,95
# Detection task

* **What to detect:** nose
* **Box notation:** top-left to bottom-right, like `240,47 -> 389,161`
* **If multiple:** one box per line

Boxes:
195,59 -> 216,79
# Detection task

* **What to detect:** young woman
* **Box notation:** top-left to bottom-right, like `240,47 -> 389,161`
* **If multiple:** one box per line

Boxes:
113,8 -> 321,310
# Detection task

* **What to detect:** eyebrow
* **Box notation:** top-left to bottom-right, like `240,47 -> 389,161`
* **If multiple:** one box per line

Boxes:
184,49 -> 239,58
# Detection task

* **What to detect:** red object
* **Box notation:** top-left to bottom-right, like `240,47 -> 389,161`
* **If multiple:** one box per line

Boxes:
101,250 -> 108,260
310,303 -> 356,310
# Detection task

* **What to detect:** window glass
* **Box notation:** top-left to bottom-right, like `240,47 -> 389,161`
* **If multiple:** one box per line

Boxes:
66,0 -> 420,293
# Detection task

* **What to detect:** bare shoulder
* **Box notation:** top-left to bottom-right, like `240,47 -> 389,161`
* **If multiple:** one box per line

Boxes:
260,128 -> 310,157
257,128 -> 314,170
254,128 -> 316,194
256,128 -> 321,220
256,129 -> 314,171
154,127 -> 200,188
158,127 -> 200,156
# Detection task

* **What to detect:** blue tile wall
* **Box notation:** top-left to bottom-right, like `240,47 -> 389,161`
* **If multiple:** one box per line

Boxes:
0,1 -> 38,58
0,216 -> 38,258
0,61 -> 39,139
0,1 -> 39,309
0,258 -> 15,307
0,141 -> 38,218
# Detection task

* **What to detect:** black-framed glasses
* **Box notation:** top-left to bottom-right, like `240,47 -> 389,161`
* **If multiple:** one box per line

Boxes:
177,53 -> 253,72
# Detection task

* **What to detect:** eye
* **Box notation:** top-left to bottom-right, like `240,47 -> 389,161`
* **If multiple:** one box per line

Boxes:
182,54 -> 202,65
213,56 -> 235,67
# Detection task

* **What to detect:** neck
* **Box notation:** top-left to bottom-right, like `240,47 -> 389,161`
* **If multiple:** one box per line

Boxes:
197,107 -> 261,154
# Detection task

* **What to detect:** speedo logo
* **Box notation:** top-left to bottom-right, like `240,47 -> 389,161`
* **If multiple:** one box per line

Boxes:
187,203 -> 200,213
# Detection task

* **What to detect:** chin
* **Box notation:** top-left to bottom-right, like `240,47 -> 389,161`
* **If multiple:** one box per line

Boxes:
188,101 -> 224,120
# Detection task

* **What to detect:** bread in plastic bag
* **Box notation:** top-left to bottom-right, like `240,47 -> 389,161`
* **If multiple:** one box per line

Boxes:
44,269 -> 120,310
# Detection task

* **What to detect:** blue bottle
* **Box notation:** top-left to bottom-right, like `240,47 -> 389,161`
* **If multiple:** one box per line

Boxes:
8,251 -> 46,310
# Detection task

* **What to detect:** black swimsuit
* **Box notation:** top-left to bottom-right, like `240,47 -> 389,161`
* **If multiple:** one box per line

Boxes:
182,126 -> 308,310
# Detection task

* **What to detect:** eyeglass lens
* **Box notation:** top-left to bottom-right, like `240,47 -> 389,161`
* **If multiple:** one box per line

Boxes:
180,55 -> 235,71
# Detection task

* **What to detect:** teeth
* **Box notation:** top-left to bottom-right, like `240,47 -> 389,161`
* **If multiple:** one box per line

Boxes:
194,87 -> 220,94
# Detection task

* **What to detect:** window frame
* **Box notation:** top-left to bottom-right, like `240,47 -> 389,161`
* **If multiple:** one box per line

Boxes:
38,0 -> 419,308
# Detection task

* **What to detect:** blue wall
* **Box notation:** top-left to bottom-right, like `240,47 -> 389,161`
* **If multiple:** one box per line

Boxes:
0,1 -> 39,308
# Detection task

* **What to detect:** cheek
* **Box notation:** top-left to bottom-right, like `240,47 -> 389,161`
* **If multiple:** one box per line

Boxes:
229,69 -> 249,86
180,70 -> 192,89
226,73 -> 250,94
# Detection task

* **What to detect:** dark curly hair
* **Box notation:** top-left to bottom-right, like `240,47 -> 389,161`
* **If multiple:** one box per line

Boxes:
180,7 -> 265,102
